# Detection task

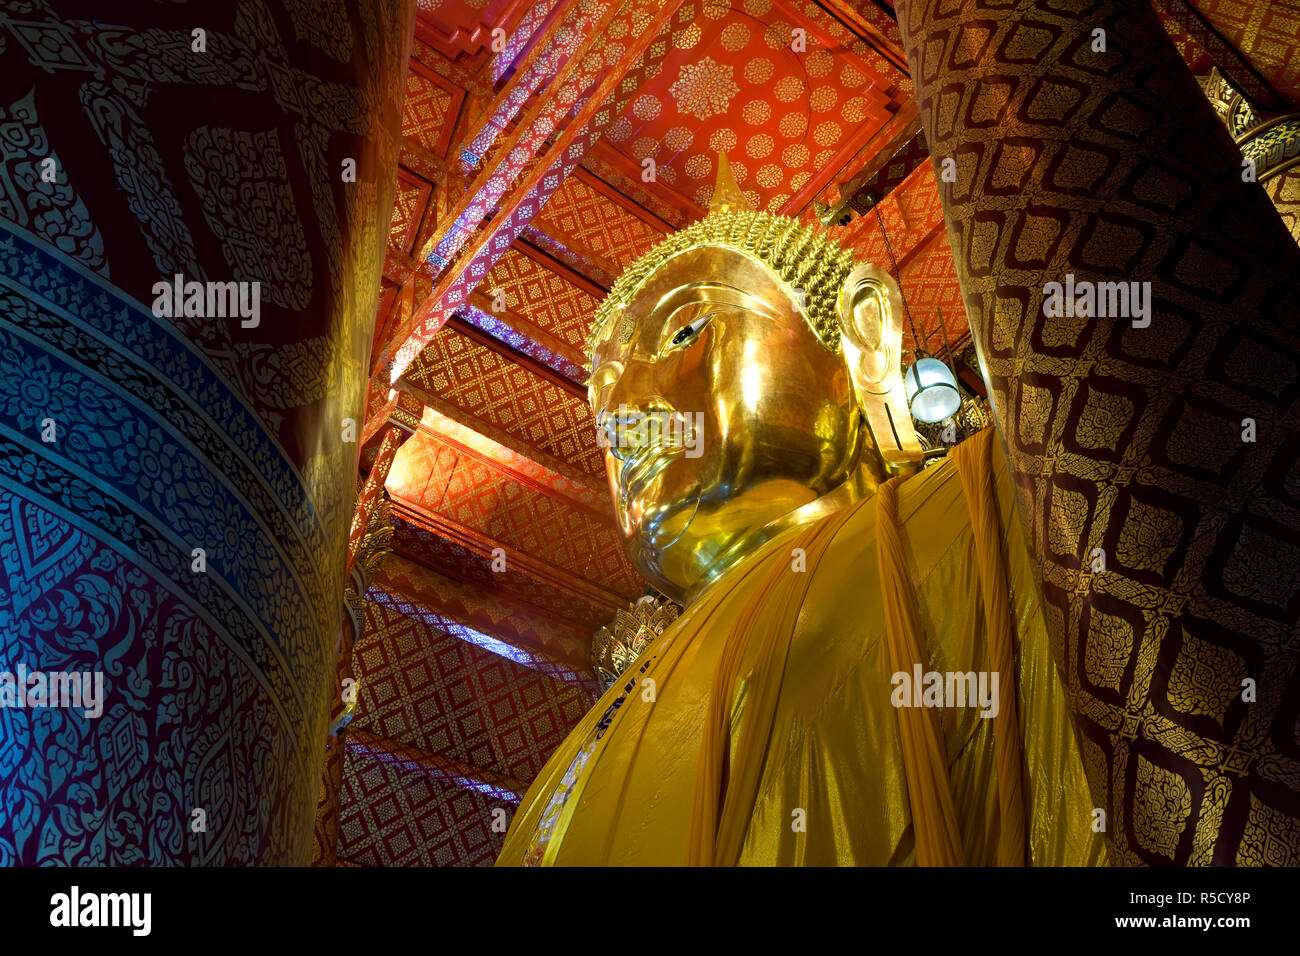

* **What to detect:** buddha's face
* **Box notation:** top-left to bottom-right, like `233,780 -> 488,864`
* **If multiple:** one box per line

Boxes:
589,245 -> 865,603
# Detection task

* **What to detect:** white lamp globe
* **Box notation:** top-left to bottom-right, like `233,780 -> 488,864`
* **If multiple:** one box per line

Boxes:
904,357 -> 961,423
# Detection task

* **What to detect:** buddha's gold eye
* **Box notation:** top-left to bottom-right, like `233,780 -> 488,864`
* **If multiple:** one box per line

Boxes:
666,310 -> 717,351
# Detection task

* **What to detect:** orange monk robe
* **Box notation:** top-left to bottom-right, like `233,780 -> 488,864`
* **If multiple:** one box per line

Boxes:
497,429 -> 1107,866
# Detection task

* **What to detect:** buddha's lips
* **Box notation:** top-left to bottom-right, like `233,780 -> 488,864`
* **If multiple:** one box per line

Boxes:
618,443 -> 682,500
618,448 -> 702,557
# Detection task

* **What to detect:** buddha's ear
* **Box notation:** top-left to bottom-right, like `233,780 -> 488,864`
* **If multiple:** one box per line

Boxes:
836,263 -> 924,472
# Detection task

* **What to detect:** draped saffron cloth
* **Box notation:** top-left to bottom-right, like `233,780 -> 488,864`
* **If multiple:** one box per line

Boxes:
497,428 -> 1105,866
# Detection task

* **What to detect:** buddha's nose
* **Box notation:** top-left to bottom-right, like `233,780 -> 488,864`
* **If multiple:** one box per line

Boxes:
596,359 -> 661,458
598,400 -> 678,462
604,356 -> 660,410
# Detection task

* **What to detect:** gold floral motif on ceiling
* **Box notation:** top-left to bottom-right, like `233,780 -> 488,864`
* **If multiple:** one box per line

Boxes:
668,56 -> 740,120
476,247 -> 600,353
531,173 -> 669,276
1176,0 -> 1300,104
389,172 -> 431,255
402,65 -> 459,157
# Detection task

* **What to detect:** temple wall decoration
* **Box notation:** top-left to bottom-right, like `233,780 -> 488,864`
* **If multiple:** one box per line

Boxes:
1172,0 -> 1300,108
312,429 -> 405,867
333,559 -> 598,865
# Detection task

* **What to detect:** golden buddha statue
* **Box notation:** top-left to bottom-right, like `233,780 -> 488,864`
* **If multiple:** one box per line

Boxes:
496,157 -> 1106,866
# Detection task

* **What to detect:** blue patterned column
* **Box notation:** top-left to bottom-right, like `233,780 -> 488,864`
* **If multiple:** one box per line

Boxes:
0,0 -> 413,864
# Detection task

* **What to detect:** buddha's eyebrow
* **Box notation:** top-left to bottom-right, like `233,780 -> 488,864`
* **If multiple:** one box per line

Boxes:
593,282 -> 779,368
651,281 -> 783,332
651,281 -> 749,316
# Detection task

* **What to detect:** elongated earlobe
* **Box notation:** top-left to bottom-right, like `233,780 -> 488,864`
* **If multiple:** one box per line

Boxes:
837,263 -> 924,472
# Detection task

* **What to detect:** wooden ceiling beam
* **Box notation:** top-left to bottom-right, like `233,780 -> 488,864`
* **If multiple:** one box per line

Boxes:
388,0 -> 688,382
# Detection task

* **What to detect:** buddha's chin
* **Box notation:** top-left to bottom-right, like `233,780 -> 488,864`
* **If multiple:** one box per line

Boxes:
628,494 -> 782,603
625,477 -> 837,601
624,493 -> 704,600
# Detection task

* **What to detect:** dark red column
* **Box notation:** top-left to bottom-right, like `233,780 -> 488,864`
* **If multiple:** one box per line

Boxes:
898,0 -> 1300,864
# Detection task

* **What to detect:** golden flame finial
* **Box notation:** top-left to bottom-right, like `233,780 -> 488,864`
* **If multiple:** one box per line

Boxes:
709,153 -> 753,213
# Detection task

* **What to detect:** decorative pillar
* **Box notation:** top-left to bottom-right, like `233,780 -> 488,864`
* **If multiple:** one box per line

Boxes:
312,425 -> 407,866
0,3 -> 414,864
898,0 -> 1300,864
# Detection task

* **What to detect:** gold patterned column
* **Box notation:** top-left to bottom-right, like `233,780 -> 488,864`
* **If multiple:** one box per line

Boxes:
898,0 -> 1300,865
312,428 -> 404,865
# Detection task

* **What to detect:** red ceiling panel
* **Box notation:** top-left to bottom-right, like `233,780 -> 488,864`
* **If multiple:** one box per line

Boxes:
604,0 -> 901,215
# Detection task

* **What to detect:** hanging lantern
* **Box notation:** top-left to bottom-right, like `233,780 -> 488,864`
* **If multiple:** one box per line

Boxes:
904,356 -> 962,423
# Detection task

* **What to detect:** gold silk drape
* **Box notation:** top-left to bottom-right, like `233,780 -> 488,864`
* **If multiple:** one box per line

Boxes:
952,429 -> 1029,865
876,474 -> 965,865
497,428 -> 1106,866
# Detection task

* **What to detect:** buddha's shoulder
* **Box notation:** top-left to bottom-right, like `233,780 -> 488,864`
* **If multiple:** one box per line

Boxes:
742,459 -> 979,708
807,458 -> 975,591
